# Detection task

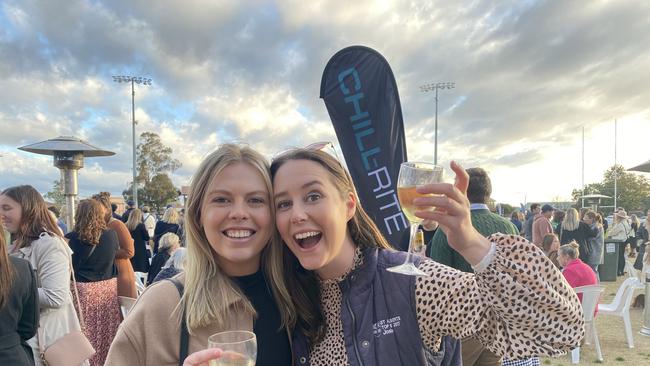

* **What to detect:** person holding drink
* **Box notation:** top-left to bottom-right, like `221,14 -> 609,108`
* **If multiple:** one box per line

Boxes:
105,144 -> 294,366
266,148 -> 583,365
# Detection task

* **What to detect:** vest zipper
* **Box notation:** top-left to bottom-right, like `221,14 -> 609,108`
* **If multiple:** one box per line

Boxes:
345,282 -> 364,366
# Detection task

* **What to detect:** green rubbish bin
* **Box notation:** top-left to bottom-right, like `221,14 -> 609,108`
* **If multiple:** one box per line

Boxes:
600,239 -> 625,282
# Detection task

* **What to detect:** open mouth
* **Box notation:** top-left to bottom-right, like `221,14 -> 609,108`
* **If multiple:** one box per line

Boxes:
294,231 -> 322,249
224,229 -> 255,239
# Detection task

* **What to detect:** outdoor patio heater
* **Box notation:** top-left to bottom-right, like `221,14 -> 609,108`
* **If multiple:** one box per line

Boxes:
19,136 -> 115,229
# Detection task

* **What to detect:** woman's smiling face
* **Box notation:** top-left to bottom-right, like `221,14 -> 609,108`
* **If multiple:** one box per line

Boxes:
273,159 -> 356,279
200,162 -> 272,276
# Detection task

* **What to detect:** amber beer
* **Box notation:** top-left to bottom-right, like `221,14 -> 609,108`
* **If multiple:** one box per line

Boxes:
397,186 -> 435,223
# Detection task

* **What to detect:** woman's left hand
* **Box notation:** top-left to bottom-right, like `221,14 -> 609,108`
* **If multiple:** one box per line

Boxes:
183,348 -> 223,366
413,161 -> 491,265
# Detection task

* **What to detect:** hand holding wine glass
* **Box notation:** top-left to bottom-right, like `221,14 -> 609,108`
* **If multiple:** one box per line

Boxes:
412,161 -> 491,266
205,331 -> 257,366
387,161 -> 443,276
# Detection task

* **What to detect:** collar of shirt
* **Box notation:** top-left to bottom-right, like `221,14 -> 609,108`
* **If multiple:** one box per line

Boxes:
470,203 -> 489,211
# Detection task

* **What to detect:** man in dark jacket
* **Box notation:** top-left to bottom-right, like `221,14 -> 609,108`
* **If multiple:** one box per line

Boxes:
121,200 -> 135,222
523,203 -> 540,241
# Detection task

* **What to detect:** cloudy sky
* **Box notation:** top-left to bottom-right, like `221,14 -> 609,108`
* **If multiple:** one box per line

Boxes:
1,0 -> 649,206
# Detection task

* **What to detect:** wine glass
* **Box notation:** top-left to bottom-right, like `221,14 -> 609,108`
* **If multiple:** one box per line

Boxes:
387,162 -> 443,276
207,331 -> 257,366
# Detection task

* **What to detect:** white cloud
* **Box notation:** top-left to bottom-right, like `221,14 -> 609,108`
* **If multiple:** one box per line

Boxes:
1,0 -> 649,208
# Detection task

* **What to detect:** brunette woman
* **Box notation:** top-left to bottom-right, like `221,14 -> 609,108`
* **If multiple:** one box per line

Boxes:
269,149 -> 583,365
0,185 -> 85,366
92,192 -> 137,298
66,199 -> 120,365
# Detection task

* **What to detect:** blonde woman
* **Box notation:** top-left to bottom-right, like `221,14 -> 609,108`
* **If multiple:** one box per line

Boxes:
153,207 -> 181,254
607,210 -> 632,276
126,208 -> 150,273
152,247 -> 187,284
558,208 -> 597,263
106,144 -> 294,366
147,232 -> 180,286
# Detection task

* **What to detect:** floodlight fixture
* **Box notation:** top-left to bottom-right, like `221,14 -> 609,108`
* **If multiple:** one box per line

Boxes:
112,75 -> 153,207
419,81 -> 457,165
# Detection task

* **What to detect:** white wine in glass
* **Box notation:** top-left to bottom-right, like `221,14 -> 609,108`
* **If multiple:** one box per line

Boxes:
387,162 -> 443,276
208,331 -> 257,366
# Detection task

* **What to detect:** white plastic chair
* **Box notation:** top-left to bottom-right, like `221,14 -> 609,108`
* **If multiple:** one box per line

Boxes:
597,277 -> 643,348
571,285 -> 604,364
134,275 -> 146,296
118,296 -> 137,319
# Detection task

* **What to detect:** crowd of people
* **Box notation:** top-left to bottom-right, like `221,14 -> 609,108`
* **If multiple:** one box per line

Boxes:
1,142 -> 649,366
0,187 -> 186,366
514,203 -> 650,279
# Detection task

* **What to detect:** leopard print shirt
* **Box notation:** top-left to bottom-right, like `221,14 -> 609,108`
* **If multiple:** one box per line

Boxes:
308,234 -> 584,365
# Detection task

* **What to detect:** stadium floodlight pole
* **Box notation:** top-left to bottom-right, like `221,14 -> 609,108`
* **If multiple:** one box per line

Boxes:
112,75 -> 152,208
419,81 -> 455,165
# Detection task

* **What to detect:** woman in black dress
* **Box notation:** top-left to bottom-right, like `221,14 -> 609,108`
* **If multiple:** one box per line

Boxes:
152,207 -> 181,254
65,199 -> 120,366
558,208 -> 597,263
126,208 -> 150,273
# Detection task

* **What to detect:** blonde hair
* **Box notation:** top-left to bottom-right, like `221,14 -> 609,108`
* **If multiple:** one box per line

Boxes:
559,241 -> 580,259
182,144 -> 293,333
159,232 -> 180,252
126,208 -> 143,231
163,247 -> 187,270
562,208 -> 580,231
162,207 -> 180,224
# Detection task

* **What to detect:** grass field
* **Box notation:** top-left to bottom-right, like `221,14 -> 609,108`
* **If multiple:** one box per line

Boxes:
541,273 -> 650,365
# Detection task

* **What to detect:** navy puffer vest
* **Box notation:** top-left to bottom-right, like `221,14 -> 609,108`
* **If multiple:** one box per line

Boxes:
292,247 -> 461,366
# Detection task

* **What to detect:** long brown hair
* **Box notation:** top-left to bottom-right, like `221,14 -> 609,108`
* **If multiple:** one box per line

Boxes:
91,192 -> 113,223
1,185 -> 61,249
270,148 -> 392,345
73,199 -> 106,245
0,228 -> 13,309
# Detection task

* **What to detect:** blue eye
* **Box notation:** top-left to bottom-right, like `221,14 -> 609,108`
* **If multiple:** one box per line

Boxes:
212,197 -> 229,203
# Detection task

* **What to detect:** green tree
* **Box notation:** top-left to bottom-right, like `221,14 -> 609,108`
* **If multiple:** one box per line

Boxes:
136,132 -> 181,184
571,165 -> 650,214
123,132 -> 182,211
44,179 -> 65,207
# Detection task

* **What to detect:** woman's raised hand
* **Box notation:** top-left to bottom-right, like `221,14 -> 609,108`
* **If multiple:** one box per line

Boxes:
413,161 -> 491,265
183,348 -> 223,366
